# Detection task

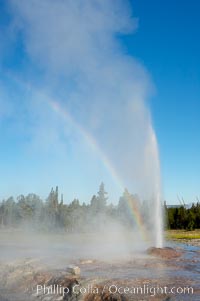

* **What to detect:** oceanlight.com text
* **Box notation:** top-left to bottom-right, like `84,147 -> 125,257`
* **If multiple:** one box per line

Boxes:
104,284 -> 194,297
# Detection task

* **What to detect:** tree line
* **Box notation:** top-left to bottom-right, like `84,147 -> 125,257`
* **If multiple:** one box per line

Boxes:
165,203 -> 200,231
0,183 -> 199,232
0,183 -> 153,232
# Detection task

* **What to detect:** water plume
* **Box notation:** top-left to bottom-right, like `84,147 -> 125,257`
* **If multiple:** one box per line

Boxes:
6,0 -> 163,247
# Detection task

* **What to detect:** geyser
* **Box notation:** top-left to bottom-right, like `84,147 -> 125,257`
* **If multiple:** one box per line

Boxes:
6,0 -> 163,248
155,191 -> 163,248
148,126 -> 163,248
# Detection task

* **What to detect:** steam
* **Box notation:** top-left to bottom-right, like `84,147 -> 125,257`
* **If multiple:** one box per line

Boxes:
3,0 -> 163,247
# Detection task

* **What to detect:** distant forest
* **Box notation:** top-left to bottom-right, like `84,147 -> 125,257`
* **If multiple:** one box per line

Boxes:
0,183 -> 200,231
166,203 -> 200,231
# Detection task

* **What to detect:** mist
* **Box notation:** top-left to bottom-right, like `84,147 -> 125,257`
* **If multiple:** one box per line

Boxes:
7,0 -> 160,197
0,0 -> 163,256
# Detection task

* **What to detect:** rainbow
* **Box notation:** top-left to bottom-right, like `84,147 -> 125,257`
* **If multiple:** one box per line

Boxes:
5,71 -> 149,242
46,99 -> 149,242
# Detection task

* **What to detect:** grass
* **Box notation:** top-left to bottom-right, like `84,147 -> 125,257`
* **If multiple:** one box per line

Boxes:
166,229 -> 200,240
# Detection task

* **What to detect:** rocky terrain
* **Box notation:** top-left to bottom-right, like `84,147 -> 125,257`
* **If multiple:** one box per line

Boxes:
0,232 -> 200,301
0,250 -> 200,301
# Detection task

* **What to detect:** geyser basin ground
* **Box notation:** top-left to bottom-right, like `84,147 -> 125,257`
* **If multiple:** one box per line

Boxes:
147,247 -> 182,259
0,231 -> 200,301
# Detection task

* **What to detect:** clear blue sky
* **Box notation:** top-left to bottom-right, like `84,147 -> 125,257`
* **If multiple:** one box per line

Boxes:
0,0 -> 200,204
125,0 -> 200,204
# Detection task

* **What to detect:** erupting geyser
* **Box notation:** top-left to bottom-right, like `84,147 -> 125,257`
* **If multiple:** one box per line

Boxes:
155,191 -> 163,248
5,0 -> 164,250
148,127 -> 163,248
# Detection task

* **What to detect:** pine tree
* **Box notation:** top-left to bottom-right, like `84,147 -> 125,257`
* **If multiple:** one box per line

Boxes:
97,182 -> 108,210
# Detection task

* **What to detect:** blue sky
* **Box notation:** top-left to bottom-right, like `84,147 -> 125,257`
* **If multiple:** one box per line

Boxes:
125,0 -> 200,203
0,0 -> 200,204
